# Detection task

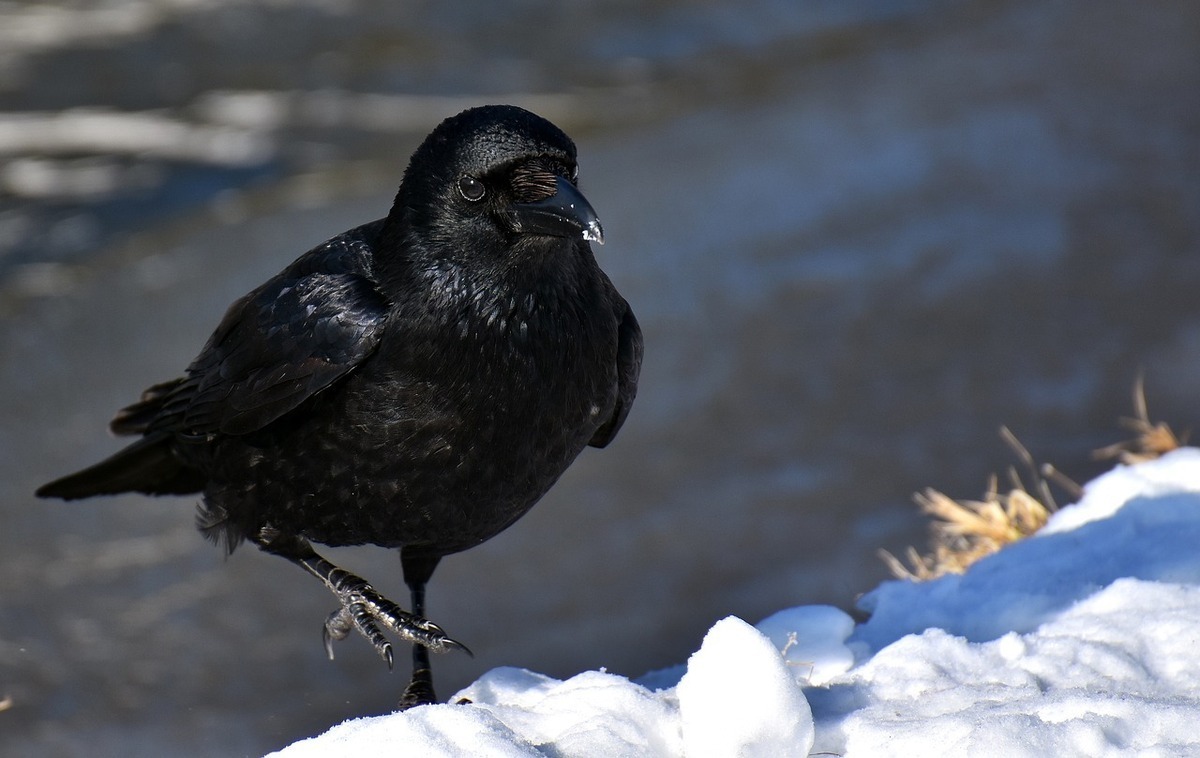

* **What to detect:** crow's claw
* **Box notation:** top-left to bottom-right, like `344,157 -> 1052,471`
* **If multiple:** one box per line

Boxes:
318,571 -> 464,666
439,636 -> 473,657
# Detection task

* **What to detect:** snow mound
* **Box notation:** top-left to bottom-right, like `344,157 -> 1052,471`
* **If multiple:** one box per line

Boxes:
852,447 -> 1200,651
275,448 -> 1200,757
676,616 -> 813,758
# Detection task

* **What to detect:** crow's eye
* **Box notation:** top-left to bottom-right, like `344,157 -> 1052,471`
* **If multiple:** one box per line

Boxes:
458,176 -> 486,202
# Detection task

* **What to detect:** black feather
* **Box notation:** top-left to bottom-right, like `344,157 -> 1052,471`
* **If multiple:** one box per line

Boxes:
36,433 -> 204,499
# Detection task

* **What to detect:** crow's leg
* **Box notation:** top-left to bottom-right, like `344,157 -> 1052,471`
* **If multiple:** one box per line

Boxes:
398,546 -> 444,709
253,531 -> 465,670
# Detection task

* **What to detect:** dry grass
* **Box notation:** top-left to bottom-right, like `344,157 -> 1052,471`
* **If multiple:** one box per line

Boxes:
883,378 -> 1186,581
881,428 -> 1066,581
880,477 -> 1053,580
1093,375 -> 1187,464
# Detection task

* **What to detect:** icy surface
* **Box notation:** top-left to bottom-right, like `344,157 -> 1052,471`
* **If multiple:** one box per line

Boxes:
275,448 -> 1200,757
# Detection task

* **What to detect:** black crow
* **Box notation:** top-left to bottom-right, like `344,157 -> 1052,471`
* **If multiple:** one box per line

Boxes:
37,104 -> 642,708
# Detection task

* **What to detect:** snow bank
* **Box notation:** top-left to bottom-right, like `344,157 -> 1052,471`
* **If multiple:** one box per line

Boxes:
274,448 -> 1200,757
818,579 -> 1200,757
277,616 -> 819,758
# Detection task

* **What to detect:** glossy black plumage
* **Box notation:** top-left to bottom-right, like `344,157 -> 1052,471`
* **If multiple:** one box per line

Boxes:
37,105 -> 642,708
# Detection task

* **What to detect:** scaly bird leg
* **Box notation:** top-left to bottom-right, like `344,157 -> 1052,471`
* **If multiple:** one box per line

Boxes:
398,547 -> 443,710
254,532 -> 467,671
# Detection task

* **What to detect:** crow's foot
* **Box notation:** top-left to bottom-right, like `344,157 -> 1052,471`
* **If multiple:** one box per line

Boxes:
397,666 -> 437,710
317,568 -> 469,666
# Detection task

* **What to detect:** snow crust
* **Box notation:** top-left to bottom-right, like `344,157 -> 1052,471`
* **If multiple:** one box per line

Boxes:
274,448 -> 1200,757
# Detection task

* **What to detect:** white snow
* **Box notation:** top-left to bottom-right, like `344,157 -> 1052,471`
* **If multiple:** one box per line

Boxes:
755,604 -> 856,686
675,617 -> 813,758
273,448 -> 1200,757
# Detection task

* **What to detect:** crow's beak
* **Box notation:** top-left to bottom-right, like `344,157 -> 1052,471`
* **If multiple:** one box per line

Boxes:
510,175 -> 604,246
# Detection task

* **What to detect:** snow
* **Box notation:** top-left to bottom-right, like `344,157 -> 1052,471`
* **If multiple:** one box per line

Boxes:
755,604 -> 856,686
675,617 -> 813,757
273,448 -> 1200,757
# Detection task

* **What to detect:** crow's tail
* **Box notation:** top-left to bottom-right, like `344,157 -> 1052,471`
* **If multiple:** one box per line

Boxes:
36,433 -> 204,500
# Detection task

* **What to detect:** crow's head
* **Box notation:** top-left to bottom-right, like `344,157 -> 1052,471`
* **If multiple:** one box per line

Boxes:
391,105 -> 603,264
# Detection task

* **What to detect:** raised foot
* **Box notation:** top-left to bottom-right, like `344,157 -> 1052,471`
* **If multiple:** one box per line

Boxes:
320,572 -> 470,667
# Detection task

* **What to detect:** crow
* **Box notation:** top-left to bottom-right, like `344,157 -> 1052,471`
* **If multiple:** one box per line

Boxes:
37,104 -> 642,709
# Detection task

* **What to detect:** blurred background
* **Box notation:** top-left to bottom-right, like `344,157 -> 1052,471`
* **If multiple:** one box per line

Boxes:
2,0 -> 1198,754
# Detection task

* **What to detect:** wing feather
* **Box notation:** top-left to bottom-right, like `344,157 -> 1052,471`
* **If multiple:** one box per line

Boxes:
589,300 -> 642,448
128,226 -> 393,438
143,264 -> 390,438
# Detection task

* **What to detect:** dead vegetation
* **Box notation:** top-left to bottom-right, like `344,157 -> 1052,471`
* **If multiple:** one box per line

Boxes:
882,379 -> 1184,581
1093,376 -> 1188,465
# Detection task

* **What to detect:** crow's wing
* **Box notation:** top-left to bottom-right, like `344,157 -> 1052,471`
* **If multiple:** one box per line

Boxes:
142,268 -> 390,437
589,300 -> 642,448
